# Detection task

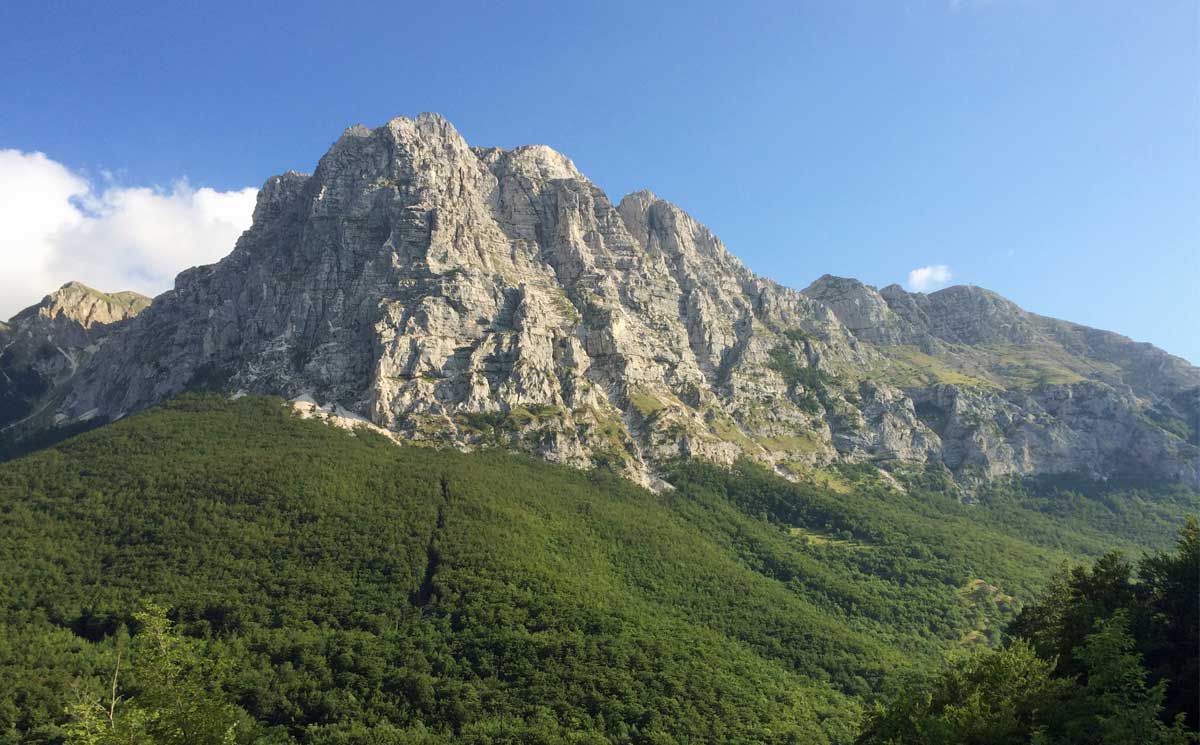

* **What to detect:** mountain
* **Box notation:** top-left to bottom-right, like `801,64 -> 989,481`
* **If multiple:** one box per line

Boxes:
2,113 -> 1197,490
2,394 -> 1194,743
0,113 -> 1195,742
0,282 -> 149,431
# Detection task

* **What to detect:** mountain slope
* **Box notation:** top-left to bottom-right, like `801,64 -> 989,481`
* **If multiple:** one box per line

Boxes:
1,395 -> 1194,743
803,276 -> 1200,485
4,113 -> 1197,489
0,282 -> 149,432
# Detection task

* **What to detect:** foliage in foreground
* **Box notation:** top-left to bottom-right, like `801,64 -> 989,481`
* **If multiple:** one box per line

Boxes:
857,520 -> 1199,744
64,605 -> 269,745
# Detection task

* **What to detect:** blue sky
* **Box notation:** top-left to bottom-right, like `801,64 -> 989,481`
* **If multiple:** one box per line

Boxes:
1,1 -> 1196,362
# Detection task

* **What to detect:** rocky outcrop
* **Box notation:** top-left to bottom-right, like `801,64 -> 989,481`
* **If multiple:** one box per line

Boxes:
908,382 -> 1198,486
803,275 -> 912,347
804,276 -> 1200,486
8,281 -> 150,343
1,282 -> 149,430
6,113 -> 1196,489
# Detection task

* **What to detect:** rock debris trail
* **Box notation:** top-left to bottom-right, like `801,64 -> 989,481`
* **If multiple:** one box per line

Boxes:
412,475 -> 450,608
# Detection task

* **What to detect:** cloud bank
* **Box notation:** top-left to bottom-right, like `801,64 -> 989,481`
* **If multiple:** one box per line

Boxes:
906,264 -> 953,292
0,149 -> 256,321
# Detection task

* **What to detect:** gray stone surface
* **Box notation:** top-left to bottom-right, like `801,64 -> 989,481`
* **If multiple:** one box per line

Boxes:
6,113 -> 1196,488
0,282 -> 149,430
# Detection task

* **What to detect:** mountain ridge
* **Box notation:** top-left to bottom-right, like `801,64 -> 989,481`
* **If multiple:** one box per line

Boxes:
2,112 -> 1196,489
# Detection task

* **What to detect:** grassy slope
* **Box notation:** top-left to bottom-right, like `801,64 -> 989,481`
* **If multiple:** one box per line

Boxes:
0,395 -> 1194,744
876,340 -> 1125,390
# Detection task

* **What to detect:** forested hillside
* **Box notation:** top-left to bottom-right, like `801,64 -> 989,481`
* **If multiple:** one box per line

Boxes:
859,520 -> 1198,744
0,396 -> 1195,744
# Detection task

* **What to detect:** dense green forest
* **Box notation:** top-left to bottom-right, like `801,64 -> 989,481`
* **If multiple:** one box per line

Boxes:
0,395 -> 1195,743
859,520 -> 1198,744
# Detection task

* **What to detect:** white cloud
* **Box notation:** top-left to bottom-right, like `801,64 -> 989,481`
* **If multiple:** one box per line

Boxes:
0,149 -> 257,321
906,264 -> 954,292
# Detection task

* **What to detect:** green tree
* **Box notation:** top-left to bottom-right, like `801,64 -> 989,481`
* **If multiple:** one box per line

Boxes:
1009,517 -> 1200,732
857,619 -> 1194,745
65,605 -> 265,745
1138,516 -> 1200,728
859,521 -> 1200,745
855,642 -> 1069,745
1054,611 -> 1192,745
1008,551 -> 1137,678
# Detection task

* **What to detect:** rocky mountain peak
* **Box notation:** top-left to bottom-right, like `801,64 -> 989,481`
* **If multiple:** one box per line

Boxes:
615,190 -> 663,222
3,113 -> 1196,490
801,275 -> 906,346
9,281 -> 150,332
475,144 -> 584,183
0,283 -> 151,430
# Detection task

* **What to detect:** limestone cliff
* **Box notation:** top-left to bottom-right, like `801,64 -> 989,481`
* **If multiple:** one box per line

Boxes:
5,114 -> 1196,489
0,282 -> 149,430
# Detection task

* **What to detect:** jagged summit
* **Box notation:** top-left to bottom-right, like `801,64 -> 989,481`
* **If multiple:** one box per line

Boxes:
9,281 -> 149,330
619,189 -> 659,203
474,144 -> 584,183
2,113 -> 1196,489
0,283 -> 151,432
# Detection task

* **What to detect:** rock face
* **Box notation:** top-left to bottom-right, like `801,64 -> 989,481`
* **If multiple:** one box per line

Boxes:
6,113 -> 1198,489
804,276 -> 1200,486
0,282 -> 149,430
